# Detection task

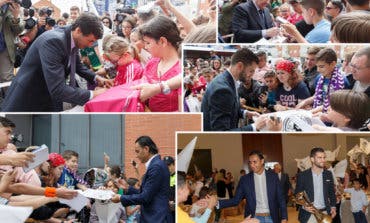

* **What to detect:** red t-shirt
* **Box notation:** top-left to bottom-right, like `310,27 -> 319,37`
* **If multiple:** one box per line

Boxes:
114,59 -> 143,86
144,58 -> 181,112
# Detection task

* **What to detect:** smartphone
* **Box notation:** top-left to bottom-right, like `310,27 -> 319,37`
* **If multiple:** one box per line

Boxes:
276,16 -> 289,24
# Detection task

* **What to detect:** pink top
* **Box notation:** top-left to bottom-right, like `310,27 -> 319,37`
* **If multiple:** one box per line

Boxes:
114,59 -> 144,86
144,58 -> 181,112
288,13 -> 303,25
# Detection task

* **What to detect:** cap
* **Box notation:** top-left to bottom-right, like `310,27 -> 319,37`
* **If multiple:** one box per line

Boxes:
163,156 -> 175,165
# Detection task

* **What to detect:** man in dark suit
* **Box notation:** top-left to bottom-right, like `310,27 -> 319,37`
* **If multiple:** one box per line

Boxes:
273,163 -> 292,203
232,0 -> 279,43
201,48 -> 265,131
111,136 -> 171,223
295,147 -> 336,223
2,12 -> 111,112
218,150 -> 288,223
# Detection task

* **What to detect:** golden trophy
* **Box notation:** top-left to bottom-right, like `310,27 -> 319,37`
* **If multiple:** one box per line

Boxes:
295,191 -> 332,223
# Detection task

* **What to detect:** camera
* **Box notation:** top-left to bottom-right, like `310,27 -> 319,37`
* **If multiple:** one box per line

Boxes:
10,0 -> 32,9
39,7 -> 56,27
116,6 -> 136,15
24,17 -> 37,29
114,13 -> 127,23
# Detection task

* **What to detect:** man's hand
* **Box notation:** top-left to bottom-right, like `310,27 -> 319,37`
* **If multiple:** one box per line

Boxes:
55,188 -> 78,199
111,194 -> 121,203
303,205 -> 316,214
254,116 -> 267,131
241,215 -> 260,223
265,27 -> 280,38
330,207 -> 336,218
8,2 -> 21,20
6,152 -> 35,167
96,76 -> 113,88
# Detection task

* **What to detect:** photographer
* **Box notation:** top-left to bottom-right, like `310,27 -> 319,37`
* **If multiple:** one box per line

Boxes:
35,6 -> 55,38
0,0 -> 24,84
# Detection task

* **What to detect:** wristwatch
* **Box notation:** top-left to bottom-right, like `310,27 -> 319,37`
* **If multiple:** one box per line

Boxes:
159,81 -> 170,95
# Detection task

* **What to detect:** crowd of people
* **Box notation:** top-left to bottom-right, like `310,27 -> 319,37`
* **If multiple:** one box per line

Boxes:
0,0 -> 216,112
0,116 -> 177,222
218,0 -> 370,43
184,45 -> 370,131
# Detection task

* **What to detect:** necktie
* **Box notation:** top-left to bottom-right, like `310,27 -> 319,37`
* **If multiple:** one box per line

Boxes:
258,10 -> 266,29
69,47 -> 78,87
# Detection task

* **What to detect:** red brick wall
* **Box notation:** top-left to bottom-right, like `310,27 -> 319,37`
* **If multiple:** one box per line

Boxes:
124,114 -> 201,178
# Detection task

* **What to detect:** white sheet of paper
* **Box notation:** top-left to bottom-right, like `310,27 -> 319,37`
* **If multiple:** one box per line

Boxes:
0,205 -> 33,223
23,144 -> 49,173
80,189 -> 115,200
95,201 -> 121,223
59,191 -> 89,212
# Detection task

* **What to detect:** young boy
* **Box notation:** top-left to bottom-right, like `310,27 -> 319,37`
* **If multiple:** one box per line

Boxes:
296,48 -> 347,112
344,178 -> 369,223
281,0 -> 331,43
259,71 -> 279,112
58,150 -> 87,190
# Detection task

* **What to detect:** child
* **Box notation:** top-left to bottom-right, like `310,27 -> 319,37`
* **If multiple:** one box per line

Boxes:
259,71 -> 280,112
297,48 -> 347,113
344,178 -> 369,223
126,178 -> 141,223
102,34 -> 143,86
313,90 -> 370,131
274,60 -> 310,111
58,150 -> 88,190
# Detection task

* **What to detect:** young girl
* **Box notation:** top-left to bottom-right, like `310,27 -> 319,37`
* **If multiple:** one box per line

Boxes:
139,15 -> 182,112
102,34 -> 143,86
274,60 -> 310,111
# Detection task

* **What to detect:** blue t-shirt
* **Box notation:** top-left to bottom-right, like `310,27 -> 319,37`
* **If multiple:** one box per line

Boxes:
305,19 -> 331,43
276,81 -> 310,107
57,167 -> 78,189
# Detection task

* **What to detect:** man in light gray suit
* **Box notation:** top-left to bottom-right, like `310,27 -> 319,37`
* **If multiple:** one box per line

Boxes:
2,12 -> 111,112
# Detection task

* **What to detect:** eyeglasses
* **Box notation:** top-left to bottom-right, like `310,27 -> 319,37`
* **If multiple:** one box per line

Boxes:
325,6 -> 336,10
350,63 -> 370,71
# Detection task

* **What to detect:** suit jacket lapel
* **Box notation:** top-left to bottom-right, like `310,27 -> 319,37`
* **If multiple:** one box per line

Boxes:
248,1 -> 264,29
248,173 -> 257,213
308,169 -> 314,202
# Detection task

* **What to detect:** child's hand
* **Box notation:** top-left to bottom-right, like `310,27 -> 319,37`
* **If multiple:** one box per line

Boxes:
0,170 -> 16,187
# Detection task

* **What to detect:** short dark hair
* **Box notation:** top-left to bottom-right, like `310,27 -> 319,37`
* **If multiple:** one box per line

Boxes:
110,165 -> 121,178
135,135 -> 158,154
231,48 -> 259,67
264,70 -> 277,79
0,117 -> 16,128
199,186 -> 210,199
330,0 -> 344,12
62,150 -> 79,160
248,150 -> 264,160
300,0 -> 325,15
310,147 -> 325,157
352,178 -> 361,184
71,12 -> 103,39
315,48 -> 337,64
140,15 -> 182,50
70,6 -> 80,12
